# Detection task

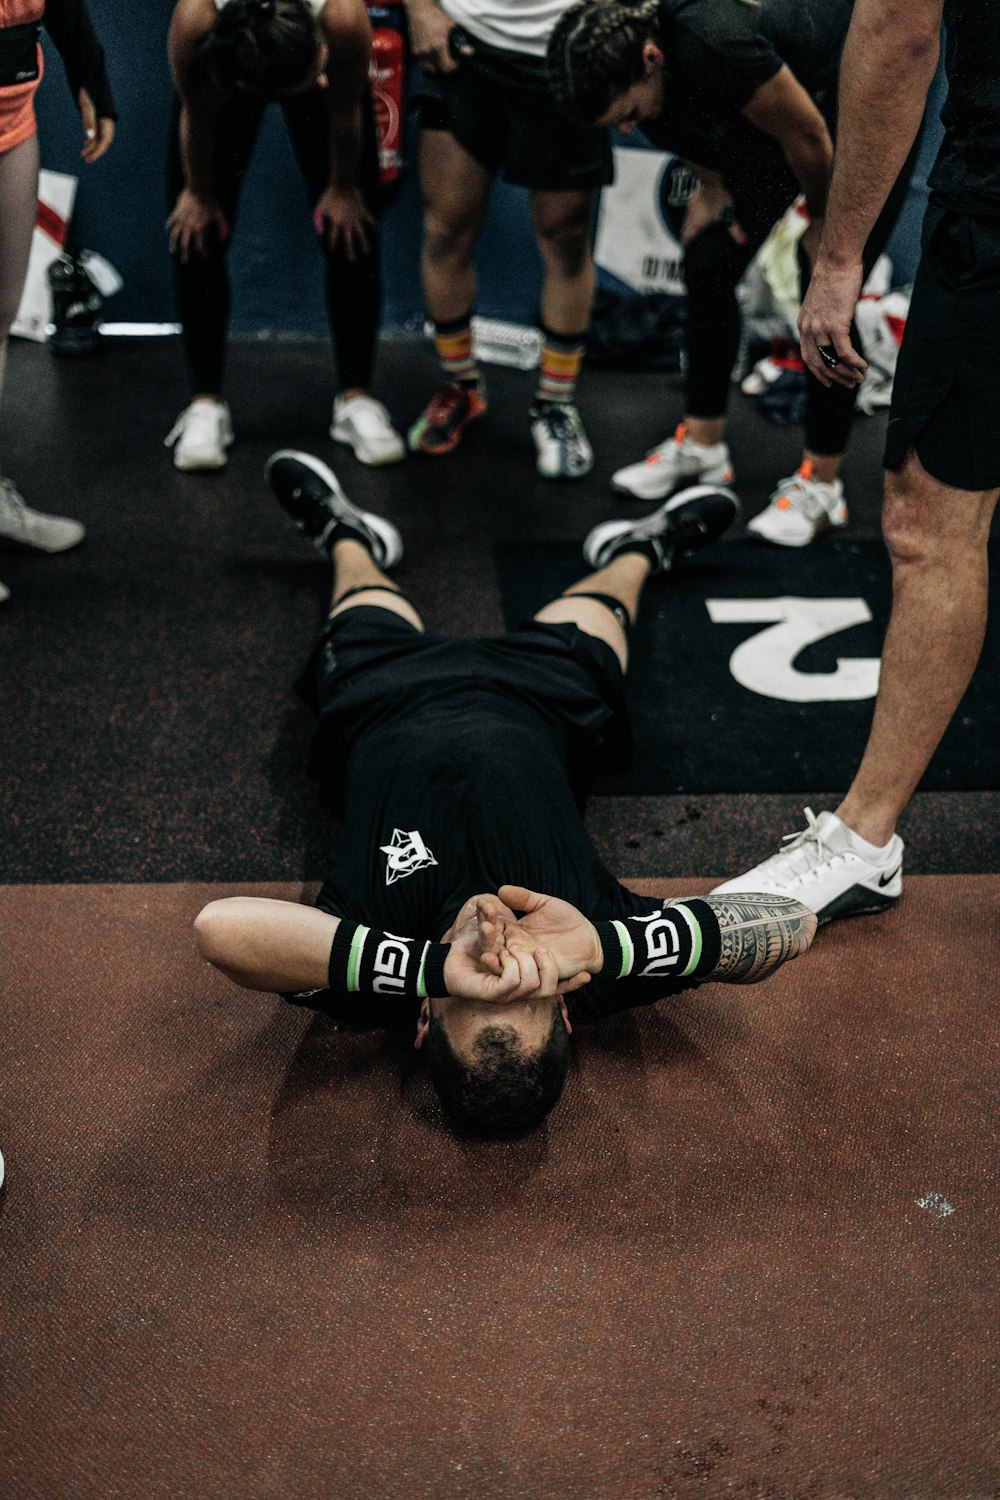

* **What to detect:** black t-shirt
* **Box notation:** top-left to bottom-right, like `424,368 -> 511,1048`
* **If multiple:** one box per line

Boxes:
928,0 -> 1000,216
645,0 -> 851,169
296,681 -> 694,1029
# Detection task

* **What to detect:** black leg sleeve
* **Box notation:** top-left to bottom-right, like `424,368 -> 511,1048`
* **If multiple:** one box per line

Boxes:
284,86 -> 383,393
166,94 -> 262,397
683,222 -> 757,419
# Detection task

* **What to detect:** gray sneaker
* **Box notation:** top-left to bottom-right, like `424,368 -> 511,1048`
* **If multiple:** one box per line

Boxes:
0,477 -> 85,553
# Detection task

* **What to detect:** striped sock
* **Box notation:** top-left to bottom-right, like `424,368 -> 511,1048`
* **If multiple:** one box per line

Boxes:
535,326 -> 586,405
433,313 -> 479,388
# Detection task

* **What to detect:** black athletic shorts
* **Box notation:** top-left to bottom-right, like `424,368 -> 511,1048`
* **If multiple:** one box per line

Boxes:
416,31 -> 614,192
300,604 -> 630,807
884,199 -> 1000,491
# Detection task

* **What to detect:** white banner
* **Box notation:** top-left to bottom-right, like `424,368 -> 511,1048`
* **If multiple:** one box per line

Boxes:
594,145 -> 689,296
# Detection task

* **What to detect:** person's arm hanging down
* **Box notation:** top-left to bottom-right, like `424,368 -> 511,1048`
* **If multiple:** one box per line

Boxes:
740,65 -> 833,262
167,0 -> 228,262
313,0 -> 376,262
796,0 -> 942,387
42,0 -> 117,161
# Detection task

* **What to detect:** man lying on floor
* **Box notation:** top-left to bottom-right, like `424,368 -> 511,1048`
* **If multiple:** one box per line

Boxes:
195,453 -> 816,1136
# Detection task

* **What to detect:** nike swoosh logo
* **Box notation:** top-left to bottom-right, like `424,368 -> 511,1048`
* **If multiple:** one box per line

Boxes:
878,865 -> 901,887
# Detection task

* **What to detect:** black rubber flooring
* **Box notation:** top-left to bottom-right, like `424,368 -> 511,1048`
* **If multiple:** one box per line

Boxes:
2,333 -> 997,881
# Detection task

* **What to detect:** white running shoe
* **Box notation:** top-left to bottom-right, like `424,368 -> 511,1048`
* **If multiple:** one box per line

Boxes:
584,482 -> 740,573
330,394 -> 406,467
165,399 -> 234,472
0,476 -> 85,552
748,461 -> 848,547
611,422 -> 735,502
530,402 -> 594,479
712,808 -> 904,925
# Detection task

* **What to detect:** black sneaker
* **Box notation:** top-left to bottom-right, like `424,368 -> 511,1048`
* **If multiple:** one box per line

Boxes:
266,450 -> 403,567
583,483 -> 740,573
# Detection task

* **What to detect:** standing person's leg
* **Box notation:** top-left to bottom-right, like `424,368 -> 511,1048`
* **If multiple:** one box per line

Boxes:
528,188 -> 598,480
165,96 -> 261,471
837,454 -> 997,840
609,204 -> 756,502
0,134 -> 84,584
408,125 -> 493,456
283,87 -> 404,466
715,202 -> 1000,922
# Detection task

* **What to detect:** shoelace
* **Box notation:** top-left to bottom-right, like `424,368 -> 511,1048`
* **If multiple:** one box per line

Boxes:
539,405 -> 579,442
765,807 -> 846,882
0,477 -> 27,524
426,387 -> 468,426
773,473 -> 830,521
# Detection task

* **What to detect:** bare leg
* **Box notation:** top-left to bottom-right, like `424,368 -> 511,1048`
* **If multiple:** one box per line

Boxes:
0,134 -> 41,404
419,129 -> 492,324
534,552 -> 652,671
329,538 -> 424,629
530,189 -> 595,337
836,448 -> 998,845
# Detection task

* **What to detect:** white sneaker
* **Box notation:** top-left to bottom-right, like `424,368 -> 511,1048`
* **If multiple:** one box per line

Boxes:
330,394 -> 406,466
530,401 -> 594,479
0,476 -> 85,552
748,461 -> 848,547
713,809 -> 904,925
165,399 -> 234,472
611,422 -> 735,502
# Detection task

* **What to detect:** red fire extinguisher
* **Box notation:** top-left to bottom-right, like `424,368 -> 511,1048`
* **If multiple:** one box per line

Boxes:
368,2 -> 407,188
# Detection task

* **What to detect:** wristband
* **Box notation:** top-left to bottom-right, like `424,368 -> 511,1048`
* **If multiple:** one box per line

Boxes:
593,899 -> 721,983
327,920 -> 450,1000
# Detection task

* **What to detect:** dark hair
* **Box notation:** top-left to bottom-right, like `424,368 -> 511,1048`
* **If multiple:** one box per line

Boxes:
547,0 -> 660,124
191,0 -> 323,103
425,1010 -> 571,1139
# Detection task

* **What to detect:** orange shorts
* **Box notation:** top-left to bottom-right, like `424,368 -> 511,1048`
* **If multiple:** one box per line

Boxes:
0,38 -> 43,156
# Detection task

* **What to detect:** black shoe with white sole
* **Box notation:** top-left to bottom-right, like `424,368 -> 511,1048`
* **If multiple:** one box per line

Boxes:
583,483 -> 740,573
266,449 -> 403,568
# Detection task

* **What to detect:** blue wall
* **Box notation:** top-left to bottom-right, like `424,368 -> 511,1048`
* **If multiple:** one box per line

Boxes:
35,2 -> 945,331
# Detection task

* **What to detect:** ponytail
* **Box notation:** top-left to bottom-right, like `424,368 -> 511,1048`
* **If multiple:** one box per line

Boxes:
547,0 -> 660,124
191,0 -> 323,102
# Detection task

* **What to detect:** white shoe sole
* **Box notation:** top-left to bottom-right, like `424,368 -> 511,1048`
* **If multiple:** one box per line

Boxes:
266,449 -> 404,568
329,420 -> 406,468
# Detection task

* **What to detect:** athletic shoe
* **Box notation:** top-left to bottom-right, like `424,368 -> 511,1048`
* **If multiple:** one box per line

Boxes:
583,482 -> 740,573
611,422 -> 735,502
747,460 -> 848,547
712,808 -> 904,925
330,394 -> 406,467
266,449 -> 403,567
530,402 -> 594,479
0,477 -> 85,552
408,382 -> 487,456
164,399 -> 234,472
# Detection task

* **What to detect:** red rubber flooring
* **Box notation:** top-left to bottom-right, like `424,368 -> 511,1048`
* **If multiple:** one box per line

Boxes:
1,878 -> 997,1499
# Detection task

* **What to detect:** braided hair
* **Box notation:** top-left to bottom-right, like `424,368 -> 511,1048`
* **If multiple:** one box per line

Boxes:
191,0 -> 324,103
547,0 -> 661,124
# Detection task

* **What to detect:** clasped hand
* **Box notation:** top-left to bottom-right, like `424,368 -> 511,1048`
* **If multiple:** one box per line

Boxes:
441,886 -> 604,1006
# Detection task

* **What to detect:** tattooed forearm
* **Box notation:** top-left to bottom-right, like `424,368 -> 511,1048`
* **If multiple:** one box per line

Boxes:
701,894 -> 818,983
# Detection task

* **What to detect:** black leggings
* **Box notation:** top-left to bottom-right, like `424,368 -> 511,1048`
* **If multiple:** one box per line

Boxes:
683,117 -> 924,456
167,89 -> 382,396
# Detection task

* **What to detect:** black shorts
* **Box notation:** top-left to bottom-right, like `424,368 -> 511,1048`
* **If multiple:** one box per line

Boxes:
416,32 -> 613,192
299,605 -> 631,805
884,199 -> 1000,491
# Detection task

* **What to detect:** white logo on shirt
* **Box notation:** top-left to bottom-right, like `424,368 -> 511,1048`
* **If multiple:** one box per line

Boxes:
380,827 -> 439,886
